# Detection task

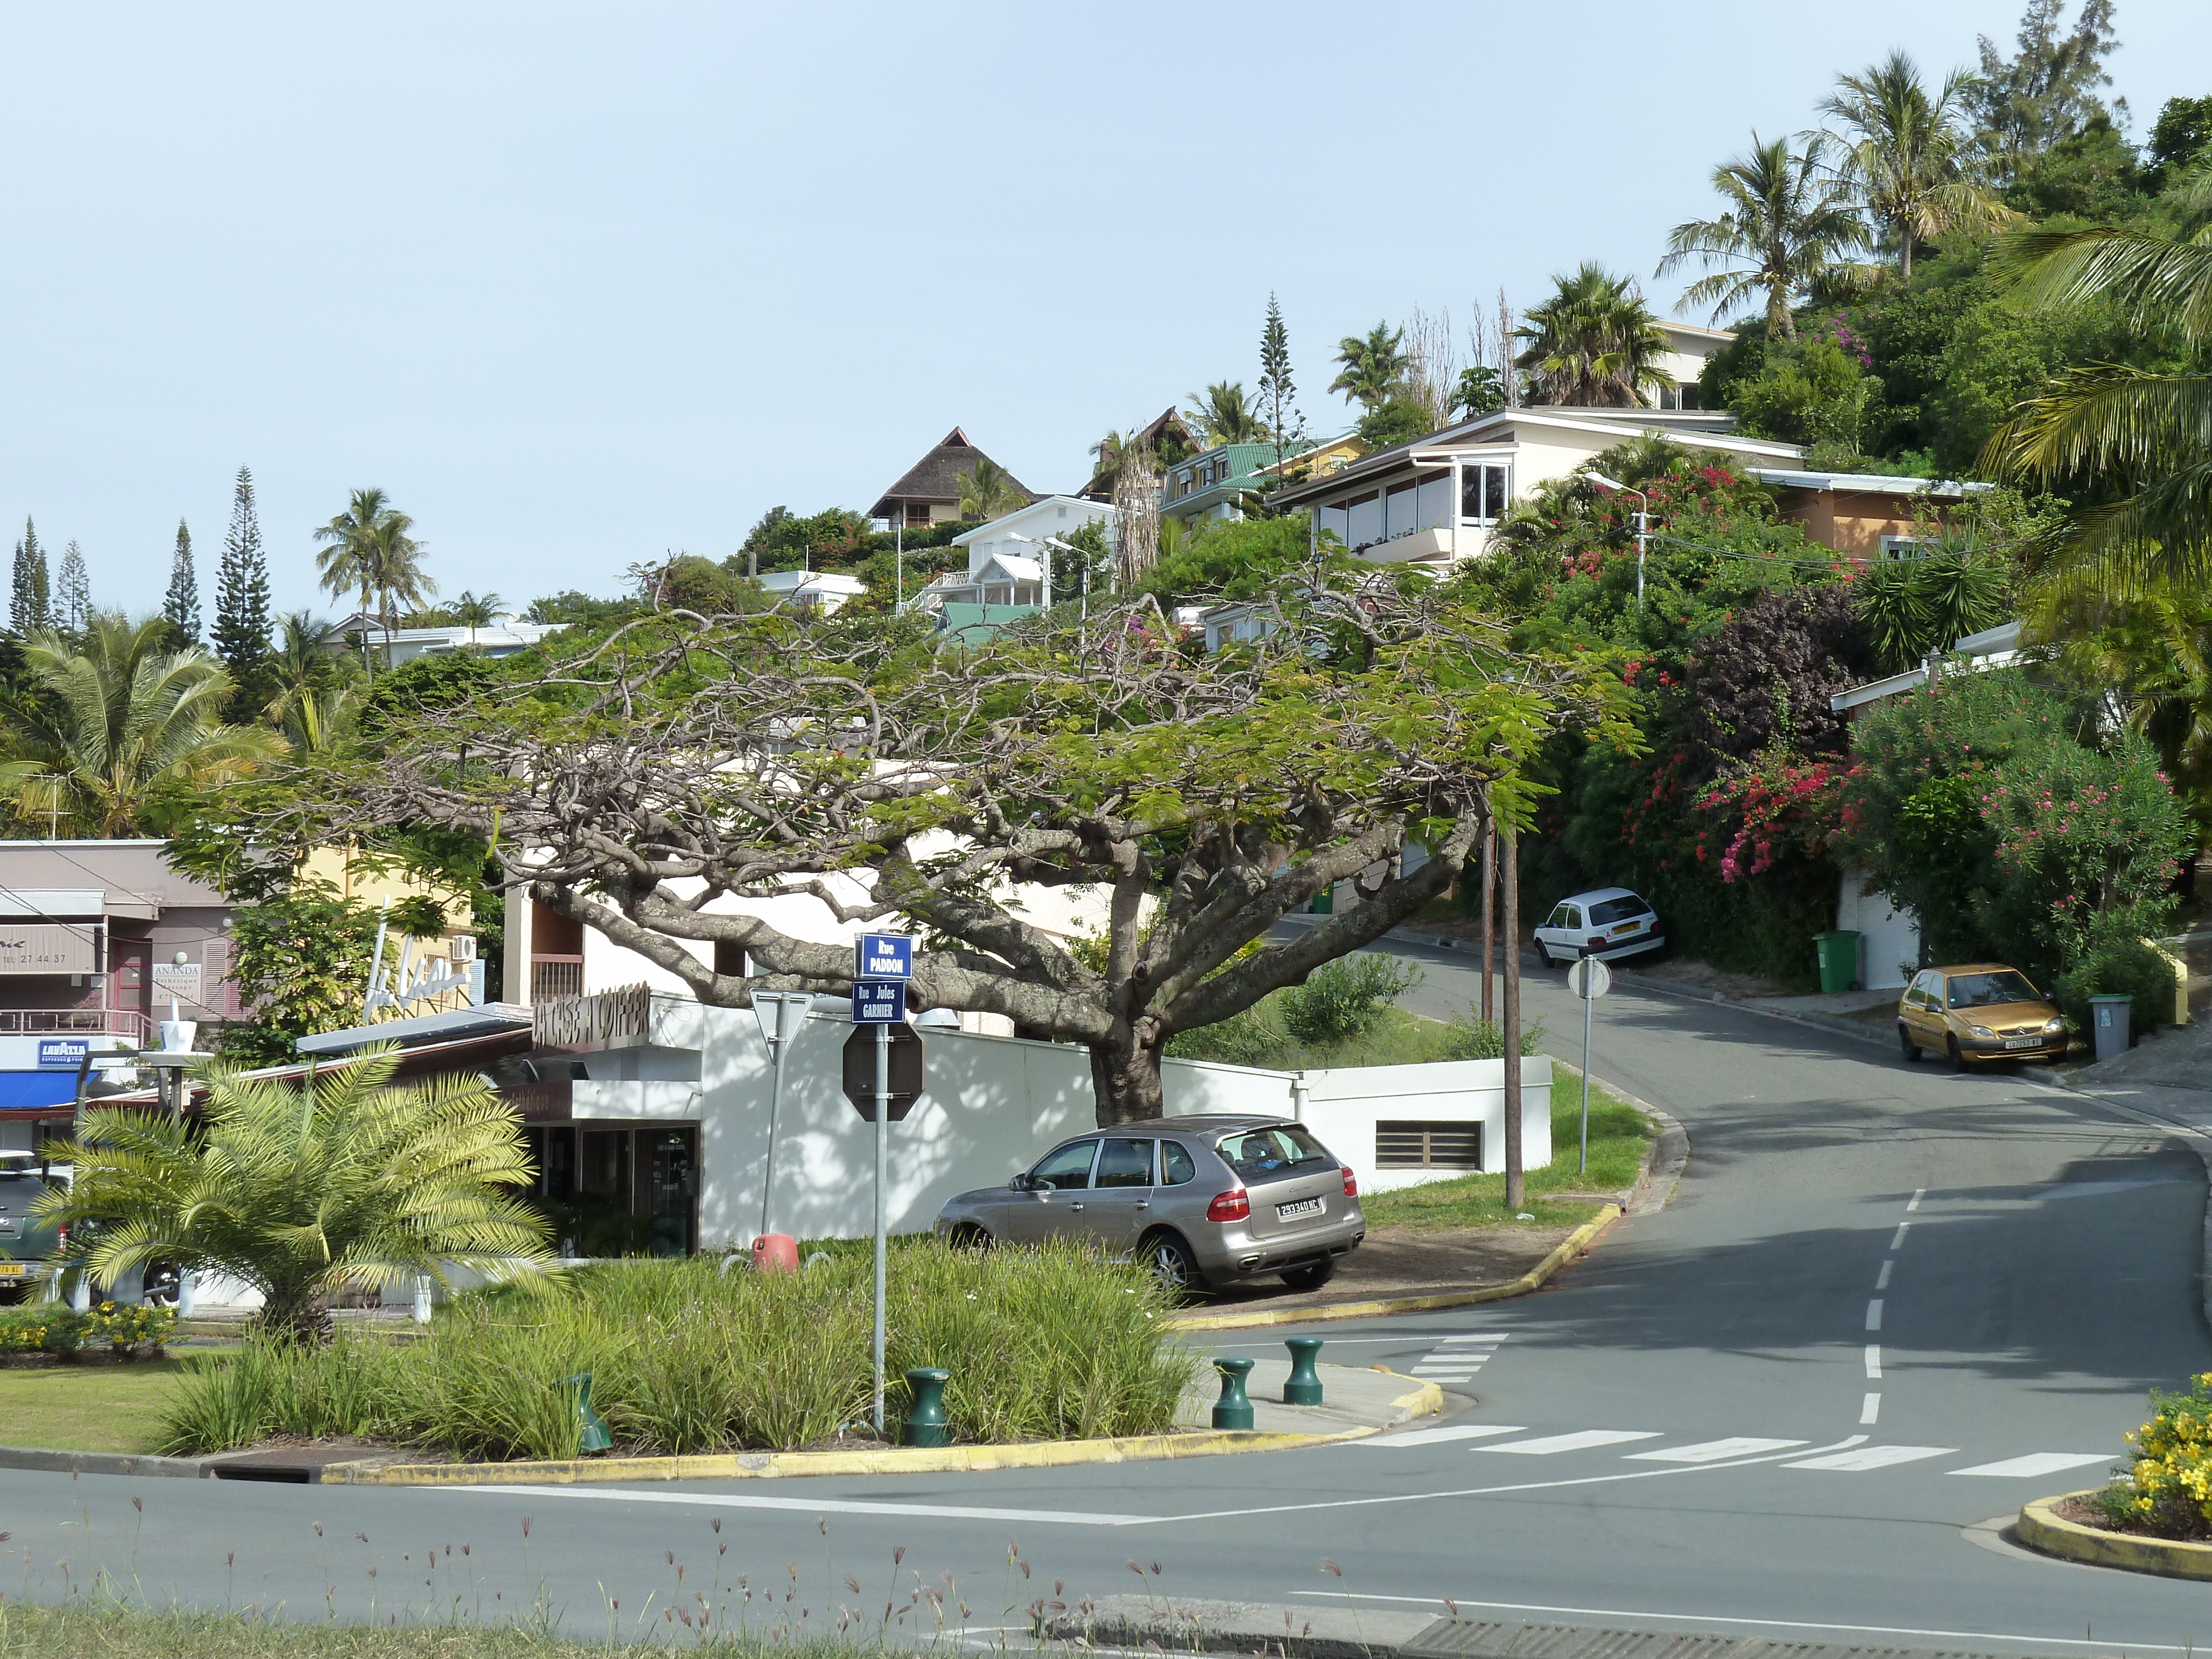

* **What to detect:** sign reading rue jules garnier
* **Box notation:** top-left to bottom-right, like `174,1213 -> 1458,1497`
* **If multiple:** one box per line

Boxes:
0,926 -> 95,975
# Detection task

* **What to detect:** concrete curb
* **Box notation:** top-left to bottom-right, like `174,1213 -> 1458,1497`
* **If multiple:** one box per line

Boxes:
1549,1058 -> 1686,1217
1161,1203 -> 1622,1331
317,1371 -> 1443,1486
2016,1490 -> 2212,1579
0,1446 -> 225,1479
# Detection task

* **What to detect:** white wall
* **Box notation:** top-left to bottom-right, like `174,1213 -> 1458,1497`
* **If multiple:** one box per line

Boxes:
567,998 -> 1558,1245
1836,866 -> 1919,990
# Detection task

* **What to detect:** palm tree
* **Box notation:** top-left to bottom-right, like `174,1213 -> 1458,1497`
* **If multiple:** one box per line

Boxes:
956,457 -> 1028,521
0,613 -> 280,837
1658,133 -> 1870,340
314,489 -> 434,665
36,1047 -> 555,1340
262,611 -> 362,753
448,590 -> 505,627
1184,381 -> 1268,447
1328,322 -> 1407,410
1818,51 -> 2009,280
1980,155 -> 2212,588
1515,264 -> 1674,407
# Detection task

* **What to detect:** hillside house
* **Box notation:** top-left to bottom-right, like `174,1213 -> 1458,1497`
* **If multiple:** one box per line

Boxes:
868,427 -> 1034,529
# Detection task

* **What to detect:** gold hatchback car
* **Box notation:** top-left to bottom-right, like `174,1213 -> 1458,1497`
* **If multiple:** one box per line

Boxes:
1897,963 -> 2070,1070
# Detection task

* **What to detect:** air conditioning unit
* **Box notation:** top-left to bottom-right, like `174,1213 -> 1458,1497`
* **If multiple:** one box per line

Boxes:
447,935 -> 478,965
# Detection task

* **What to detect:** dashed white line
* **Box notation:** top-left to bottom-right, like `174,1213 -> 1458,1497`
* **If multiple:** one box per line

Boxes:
1865,1344 -> 1882,1380
1907,1187 -> 1924,1212
1875,1259 -> 1892,1290
1865,1298 -> 1883,1332
1860,1392 -> 1881,1425
1890,1222 -> 1911,1249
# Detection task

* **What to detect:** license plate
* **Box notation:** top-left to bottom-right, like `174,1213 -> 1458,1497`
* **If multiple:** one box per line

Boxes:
1276,1197 -> 1323,1221
2003,1035 -> 2043,1050
0,1261 -> 25,1278
1611,922 -> 1640,936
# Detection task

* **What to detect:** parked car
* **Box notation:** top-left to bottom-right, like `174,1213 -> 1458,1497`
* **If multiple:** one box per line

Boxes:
1534,888 -> 1665,967
934,1114 -> 1365,1295
0,1152 -> 64,1303
1897,964 -> 2068,1070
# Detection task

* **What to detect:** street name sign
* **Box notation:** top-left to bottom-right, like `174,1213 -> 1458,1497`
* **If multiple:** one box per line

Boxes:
854,933 -> 914,980
852,981 -> 906,1024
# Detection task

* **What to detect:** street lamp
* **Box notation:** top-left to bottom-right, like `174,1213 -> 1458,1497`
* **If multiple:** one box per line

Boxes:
1583,471 -> 1650,613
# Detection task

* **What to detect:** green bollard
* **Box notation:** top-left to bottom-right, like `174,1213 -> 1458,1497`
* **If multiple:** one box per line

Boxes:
1211,1356 -> 1256,1430
1283,1337 -> 1324,1406
559,1372 -> 614,1454
902,1367 -> 952,1447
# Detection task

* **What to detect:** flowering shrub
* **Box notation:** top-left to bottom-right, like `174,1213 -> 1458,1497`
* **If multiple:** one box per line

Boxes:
2098,1374 -> 2212,1538
0,1300 -> 175,1358
1697,756 -> 1850,883
0,1303 -> 81,1355
82,1298 -> 176,1354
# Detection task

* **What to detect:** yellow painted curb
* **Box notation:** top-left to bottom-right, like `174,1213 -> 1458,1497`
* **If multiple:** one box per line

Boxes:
319,1368 -> 1440,1487
1162,1202 -> 1623,1332
2017,1491 -> 2212,1579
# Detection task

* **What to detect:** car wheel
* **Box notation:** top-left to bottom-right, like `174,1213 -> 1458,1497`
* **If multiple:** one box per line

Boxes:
1899,1024 -> 1919,1063
1536,941 -> 1560,968
1280,1260 -> 1337,1292
945,1224 -> 991,1253
1142,1230 -> 1206,1296
1946,1034 -> 1968,1073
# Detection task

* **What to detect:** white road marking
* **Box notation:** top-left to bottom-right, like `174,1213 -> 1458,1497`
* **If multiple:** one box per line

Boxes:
1359,1423 -> 1527,1447
1412,1366 -> 1481,1378
439,1484 -> 1154,1526
1865,1298 -> 1883,1331
1907,1187 -> 1924,1212
1292,1590 -> 2200,1653
1865,1344 -> 1882,1379
1625,1437 -> 1807,1463
1875,1260 -> 1892,1290
1437,1333 -> 1508,1345
1891,1222 -> 1910,1249
1480,1430 -> 1662,1455
1950,1452 -> 2114,1478
1786,1443 -> 1954,1470
1860,1392 -> 1881,1425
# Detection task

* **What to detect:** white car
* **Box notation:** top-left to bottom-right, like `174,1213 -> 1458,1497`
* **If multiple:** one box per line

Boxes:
1535,887 -> 1665,967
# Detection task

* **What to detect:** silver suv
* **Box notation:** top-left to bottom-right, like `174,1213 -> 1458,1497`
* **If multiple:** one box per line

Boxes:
934,1114 -> 1365,1293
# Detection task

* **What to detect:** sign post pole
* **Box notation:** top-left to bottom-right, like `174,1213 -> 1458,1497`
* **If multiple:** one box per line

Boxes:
873,1018 -> 889,1437
1567,956 -> 1611,1176
1580,975 -> 1593,1175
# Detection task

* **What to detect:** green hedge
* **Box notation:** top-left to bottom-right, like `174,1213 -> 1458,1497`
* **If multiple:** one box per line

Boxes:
0,1299 -> 176,1356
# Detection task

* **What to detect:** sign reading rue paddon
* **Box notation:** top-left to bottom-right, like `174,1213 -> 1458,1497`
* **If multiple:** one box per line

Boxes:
854,933 -> 914,981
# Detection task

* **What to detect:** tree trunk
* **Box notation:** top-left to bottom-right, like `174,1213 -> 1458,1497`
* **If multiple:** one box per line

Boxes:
248,1288 -> 335,1346
1503,830 -> 1524,1210
1479,822 -> 1496,1023
1089,1035 -> 1167,1127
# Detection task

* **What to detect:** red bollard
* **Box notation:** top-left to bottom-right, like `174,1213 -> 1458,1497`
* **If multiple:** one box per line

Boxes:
751,1233 -> 800,1274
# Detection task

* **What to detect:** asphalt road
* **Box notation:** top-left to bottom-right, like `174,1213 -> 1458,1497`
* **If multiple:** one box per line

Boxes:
5,943 -> 2210,1651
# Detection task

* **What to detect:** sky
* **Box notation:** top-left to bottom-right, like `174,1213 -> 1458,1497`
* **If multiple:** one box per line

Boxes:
0,1 -> 2203,620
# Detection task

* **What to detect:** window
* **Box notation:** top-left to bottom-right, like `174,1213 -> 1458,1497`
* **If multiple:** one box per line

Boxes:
906,503 -> 932,527
1545,904 -> 1574,930
1945,970 -> 2041,1009
1215,1124 -> 1331,1185
1377,1120 -> 1483,1170
1587,895 -> 1651,927
1346,492 -> 1383,548
1160,1141 -> 1197,1186
1029,1140 -> 1098,1190
1880,535 -> 1936,560
1316,503 -> 1350,547
1384,480 -> 1420,539
1094,1139 -> 1154,1188
1679,384 -> 1699,410
1460,464 -> 1510,523
1415,472 -> 1452,531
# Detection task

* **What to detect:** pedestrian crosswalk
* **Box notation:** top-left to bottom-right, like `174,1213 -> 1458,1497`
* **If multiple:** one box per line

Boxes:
1407,1331 -> 1507,1384
1356,1422 -> 2112,1480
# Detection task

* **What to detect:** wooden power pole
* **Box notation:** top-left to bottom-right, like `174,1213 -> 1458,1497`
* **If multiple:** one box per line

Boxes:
1501,828 -> 1523,1209
1479,821 -> 1496,1022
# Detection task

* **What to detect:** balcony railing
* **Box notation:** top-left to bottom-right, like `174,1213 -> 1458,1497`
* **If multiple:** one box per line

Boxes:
530,955 -> 585,1004
0,1008 -> 149,1044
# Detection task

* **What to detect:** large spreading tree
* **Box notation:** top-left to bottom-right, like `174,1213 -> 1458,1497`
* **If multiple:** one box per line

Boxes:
232,572 -> 1621,1123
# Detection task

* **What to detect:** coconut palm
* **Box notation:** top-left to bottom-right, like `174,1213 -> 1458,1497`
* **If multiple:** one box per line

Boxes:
0,613 -> 280,837
36,1046 -> 555,1340
955,457 -> 1028,521
1515,264 -> 1674,407
1981,155 -> 2212,588
1658,133 -> 1870,340
314,489 -> 434,663
1183,381 -> 1268,447
448,591 -> 505,628
1818,51 -> 2009,280
1327,322 -> 1407,410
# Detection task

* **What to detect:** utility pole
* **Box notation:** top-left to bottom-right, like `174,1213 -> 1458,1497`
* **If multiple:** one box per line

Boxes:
1479,820 -> 1496,1023
1502,830 -> 1523,1211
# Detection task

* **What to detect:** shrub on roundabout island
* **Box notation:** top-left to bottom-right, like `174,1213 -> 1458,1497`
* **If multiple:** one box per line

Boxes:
2093,1373 -> 2212,1538
159,1239 -> 1198,1460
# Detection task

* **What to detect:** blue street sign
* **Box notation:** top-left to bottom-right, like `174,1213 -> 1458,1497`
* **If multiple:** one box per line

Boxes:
36,1039 -> 90,1070
852,981 -> 906,1025
854,933 -> 915,981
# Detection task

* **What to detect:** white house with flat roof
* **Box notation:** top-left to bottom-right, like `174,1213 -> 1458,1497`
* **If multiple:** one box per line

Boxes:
322,617 -> 557,667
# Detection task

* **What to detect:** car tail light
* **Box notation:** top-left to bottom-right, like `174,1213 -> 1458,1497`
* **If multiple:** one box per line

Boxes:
1342,1167 -> 1358,1198
1586,936 -> 1606,951
1206,1188 -> 1250,1222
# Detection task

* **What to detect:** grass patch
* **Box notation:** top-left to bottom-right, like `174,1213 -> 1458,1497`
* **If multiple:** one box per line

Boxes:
0,1355 -> 199,1453
1172,1000 -> 1546,1071
0,1601 -> 865,1657
158,1239 -> 1198,1460
1358,1073 -> 1653,1233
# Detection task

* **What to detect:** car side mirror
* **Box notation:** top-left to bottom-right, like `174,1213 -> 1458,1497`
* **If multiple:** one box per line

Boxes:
1010,1173 -> 1036,1192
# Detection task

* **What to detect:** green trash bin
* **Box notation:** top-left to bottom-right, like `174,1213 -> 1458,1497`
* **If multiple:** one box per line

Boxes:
1814,930 -> 1861,994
